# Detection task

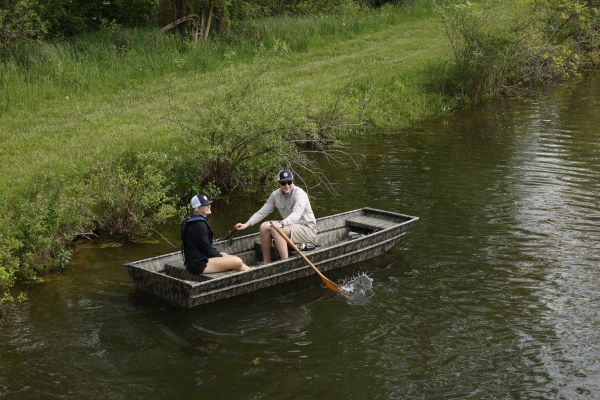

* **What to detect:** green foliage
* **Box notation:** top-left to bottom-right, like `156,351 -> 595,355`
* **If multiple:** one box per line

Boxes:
14,180 -> 95,275
438,0 -> 599,100
175,69 -> 317,192
0,0 -> 47,55
0,175 -> 96,295
439,1 -> 524,99
537,0 -> 600,54
2,0 -> 373,42
0,150 -> 178,297
0,3 -> 425,114
228,0 -> 275,20
0,230 -> 20,292
38,0 -> 160,37
91,152 -> 178,240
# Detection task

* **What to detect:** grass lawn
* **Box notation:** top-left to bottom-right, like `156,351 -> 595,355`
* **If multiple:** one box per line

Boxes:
0,3 -> 451,204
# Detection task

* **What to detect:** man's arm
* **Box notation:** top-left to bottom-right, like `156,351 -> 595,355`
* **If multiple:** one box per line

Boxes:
246,191 -> 277,226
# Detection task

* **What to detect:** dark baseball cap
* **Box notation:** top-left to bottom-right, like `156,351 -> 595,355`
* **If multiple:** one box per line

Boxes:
278,169 -> 294,182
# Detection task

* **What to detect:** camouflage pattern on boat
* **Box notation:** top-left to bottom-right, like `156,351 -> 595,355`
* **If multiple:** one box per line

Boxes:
124,208 -> 418,307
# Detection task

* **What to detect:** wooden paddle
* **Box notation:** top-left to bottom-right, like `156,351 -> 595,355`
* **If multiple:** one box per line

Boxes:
270,221 -> 341,293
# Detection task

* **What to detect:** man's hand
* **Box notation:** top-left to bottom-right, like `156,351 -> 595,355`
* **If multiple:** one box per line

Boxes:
235,222 -> 249,230
269,220 -> 284,229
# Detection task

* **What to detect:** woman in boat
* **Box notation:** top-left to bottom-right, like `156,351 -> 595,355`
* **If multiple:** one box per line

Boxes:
182,194 -> 250,274
234,169 -> 317,264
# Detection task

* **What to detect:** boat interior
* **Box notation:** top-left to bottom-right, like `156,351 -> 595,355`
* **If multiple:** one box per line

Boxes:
160,211 -> 407,283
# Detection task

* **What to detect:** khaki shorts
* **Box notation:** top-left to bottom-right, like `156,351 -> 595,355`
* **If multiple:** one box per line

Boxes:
290,224 -> 317,244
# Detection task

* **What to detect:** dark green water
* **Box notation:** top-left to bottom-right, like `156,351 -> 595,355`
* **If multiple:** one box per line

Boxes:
1,75 -> 599,399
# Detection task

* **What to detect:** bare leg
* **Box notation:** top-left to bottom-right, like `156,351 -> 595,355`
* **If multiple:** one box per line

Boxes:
259,221 -> 273,263
259,222 -> 292,263
272,225 -> 291,260
204,254 -> 250,273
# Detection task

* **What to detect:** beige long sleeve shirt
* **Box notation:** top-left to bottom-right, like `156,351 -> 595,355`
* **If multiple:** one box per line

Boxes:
247,186 -> 316,227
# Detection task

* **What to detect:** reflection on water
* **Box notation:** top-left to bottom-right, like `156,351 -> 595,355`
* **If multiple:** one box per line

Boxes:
1,75 -> 599,399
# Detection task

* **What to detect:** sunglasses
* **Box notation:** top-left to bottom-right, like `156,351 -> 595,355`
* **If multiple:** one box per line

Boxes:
279,181 -> 293,186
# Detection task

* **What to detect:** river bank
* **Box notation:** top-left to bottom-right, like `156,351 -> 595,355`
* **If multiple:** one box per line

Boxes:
0,2 -> 450,296
1,0 -> 598,297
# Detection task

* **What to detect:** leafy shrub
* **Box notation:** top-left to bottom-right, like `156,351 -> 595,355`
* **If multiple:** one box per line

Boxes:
0,175 -> 96,296
537,0 -> 600,54
439,1 -> 525,99
438,0 -> 598,100
0,151 -> 179,298
0,229 -> 20,293
289,0 -> 365,16
38,0 -> 159,37
173,69 -> 321,193
17,180 -> 95,272
228,0 -> 276,20
0,0 -> 47,55
91,152 -> 178,240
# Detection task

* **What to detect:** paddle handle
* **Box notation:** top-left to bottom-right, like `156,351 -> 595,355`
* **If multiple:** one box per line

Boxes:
270,222 -> 340,293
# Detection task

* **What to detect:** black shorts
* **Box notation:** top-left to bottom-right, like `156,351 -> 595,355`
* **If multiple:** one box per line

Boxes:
186,262 -> 207,274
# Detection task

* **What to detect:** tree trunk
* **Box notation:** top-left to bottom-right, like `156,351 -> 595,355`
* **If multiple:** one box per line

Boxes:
214,0 -> 229,33
203,7 -> 213,40
173,0 -> 187,35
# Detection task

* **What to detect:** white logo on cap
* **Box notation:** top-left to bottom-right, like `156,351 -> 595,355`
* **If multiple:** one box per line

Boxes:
283,173 -> 288,177
203,195 -> 208,201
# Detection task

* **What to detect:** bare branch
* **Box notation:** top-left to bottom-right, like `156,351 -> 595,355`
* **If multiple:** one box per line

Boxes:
162,14 -> 200,33
75,231 -> 98,241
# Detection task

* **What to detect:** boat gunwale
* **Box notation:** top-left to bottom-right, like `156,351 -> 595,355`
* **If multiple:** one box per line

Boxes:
188,230 -> 409,305
124,207 -> 419,289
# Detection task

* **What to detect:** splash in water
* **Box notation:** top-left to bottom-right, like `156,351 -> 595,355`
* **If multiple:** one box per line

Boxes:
339,273 -> 374,305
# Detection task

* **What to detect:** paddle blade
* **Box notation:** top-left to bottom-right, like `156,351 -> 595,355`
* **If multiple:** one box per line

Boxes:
323,278 -> 341,293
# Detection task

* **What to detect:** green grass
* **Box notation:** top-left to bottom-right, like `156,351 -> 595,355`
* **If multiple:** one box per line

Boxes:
0,2 -> 452,205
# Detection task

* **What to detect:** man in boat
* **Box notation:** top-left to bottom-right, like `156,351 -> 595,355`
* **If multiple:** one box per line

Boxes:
235,169 -> 317,264
182,194 -> 251,274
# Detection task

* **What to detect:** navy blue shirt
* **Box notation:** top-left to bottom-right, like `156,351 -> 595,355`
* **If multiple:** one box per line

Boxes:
181,215 -> 222,273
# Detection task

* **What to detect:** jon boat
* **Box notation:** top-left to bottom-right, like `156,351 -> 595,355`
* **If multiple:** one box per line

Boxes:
124,207 -> 418,307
